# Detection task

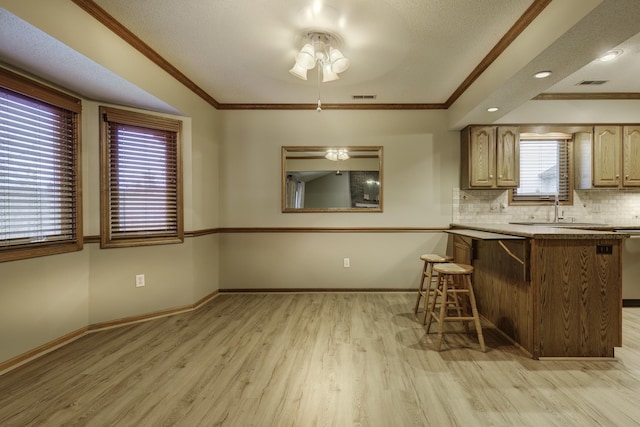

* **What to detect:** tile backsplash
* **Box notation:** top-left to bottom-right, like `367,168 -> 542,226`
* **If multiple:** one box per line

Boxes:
453,188 -> 640,225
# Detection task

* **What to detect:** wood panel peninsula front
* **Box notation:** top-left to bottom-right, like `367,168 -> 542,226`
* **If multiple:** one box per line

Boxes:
448,223 -> 628,359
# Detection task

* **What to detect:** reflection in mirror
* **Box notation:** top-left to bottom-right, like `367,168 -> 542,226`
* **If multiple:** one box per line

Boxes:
282,146 -> 383,212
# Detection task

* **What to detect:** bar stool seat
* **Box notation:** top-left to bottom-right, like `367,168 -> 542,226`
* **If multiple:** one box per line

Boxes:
414,254 -> 453,325
425,263 -> 486,352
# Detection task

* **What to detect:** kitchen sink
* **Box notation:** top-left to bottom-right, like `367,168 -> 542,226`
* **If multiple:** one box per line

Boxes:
509,221 -> 607,227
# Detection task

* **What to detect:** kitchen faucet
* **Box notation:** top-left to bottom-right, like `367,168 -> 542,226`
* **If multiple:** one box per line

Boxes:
553,193 -> 562,223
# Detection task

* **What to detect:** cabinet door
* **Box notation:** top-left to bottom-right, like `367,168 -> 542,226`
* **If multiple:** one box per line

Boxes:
452,235 -> 472,265
593,125 -> 621,187
496,127 -> 519,187
623,126 -> 640,187
469,126 -> 496,187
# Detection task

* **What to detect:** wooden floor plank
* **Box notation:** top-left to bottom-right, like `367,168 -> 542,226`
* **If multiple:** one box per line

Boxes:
2,293 -> 640,426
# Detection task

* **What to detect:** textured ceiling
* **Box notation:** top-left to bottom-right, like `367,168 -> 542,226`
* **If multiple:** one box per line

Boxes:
89,0 -> 534,105
0,8 -> 181,114
1,0 -> 640,126
546,31 -> 640,93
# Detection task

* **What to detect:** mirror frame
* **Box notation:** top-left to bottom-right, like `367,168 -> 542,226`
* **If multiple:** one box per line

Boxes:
282,146 -> 383,213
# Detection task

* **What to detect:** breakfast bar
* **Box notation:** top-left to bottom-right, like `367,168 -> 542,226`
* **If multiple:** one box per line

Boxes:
448,223 -> 628,359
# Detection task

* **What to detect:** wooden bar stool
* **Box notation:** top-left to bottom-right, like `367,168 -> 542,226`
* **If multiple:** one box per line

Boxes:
425,263 -> 486,352
414,254 -> 453,325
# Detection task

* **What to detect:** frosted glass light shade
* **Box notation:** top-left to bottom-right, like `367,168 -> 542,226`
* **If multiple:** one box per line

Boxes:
289,62 -> 308,80
322,64 -> 339,82
329,47 -> 350,73
296,43 -> 316,69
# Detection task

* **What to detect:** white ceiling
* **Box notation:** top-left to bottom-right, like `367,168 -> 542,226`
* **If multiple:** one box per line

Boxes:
1,0 -> 640,126
0,7 -> 181,114
87,0 -> 534,105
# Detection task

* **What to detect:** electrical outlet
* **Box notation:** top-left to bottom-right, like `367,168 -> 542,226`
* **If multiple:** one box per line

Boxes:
135,274 -> 145,287
343,258 -> 350,268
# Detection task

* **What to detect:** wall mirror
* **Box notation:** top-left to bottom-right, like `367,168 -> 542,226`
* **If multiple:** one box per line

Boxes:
282,146 -> 383,212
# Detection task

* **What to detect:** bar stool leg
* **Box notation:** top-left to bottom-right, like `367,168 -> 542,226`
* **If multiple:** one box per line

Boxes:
452,277 -> 470,334
413,259 -> 428,314
425,272 -> 441,334
435,273 -> 449,351
450,278 -> 467,331
465,274 -> 486,352
421,262 -> 435,325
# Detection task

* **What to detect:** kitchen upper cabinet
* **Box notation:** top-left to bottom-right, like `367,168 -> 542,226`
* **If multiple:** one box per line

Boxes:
592,125 -> 640,188
623,125 -> 640,187
593,125 -> 621,187
496,127 -> 519,187
460,126 -> 519,189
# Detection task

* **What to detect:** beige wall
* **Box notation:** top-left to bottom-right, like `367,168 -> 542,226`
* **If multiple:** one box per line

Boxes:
219,232 -> 449,290
219,110 -> 459,227
79,101 -> 220,324
218,109 -> 460,290
87,236 -> 220,324
0,250 -> 89,363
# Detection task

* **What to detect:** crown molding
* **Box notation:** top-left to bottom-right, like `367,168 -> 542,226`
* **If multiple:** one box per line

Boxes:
533,93 -> 640,101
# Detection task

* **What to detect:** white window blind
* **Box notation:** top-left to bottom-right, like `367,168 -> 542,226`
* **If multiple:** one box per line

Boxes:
0,85 -> 81,259
101,107 -> 182,247
513,139 -> 570,202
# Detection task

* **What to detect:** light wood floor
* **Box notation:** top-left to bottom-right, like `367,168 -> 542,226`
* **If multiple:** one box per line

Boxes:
2,293 -> 640,426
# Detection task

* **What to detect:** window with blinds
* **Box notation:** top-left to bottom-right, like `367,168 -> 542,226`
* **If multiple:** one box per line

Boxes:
511,136 -> 573,204
0,69 -> 82,262
100,106 -> 182,248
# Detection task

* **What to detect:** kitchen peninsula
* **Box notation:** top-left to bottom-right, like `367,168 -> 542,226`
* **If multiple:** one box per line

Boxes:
448,223 -> 628,359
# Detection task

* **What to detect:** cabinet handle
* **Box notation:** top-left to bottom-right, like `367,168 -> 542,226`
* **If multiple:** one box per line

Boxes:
498,175 -> 503,178
489,174 -> 494,178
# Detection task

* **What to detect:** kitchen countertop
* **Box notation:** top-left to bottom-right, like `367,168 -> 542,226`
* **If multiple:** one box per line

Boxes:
450,223 -> 630,239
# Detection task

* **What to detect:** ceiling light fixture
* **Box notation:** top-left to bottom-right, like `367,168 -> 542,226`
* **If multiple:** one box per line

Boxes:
533,70 -> 552,79
290,32 -> 350,111
290,32 -> 350,82
487,107 -> 499,112
325,148 -> 349,161
598,49 -> 623,62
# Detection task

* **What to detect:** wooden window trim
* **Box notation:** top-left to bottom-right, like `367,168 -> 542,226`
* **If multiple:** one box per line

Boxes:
0,68 -> 83,262
99,106 -> 183,248
0,68 -> 82,113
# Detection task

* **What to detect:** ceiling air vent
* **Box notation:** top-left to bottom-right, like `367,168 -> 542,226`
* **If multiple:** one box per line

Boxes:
352,95 -> 377,100
576,80 -> 608,86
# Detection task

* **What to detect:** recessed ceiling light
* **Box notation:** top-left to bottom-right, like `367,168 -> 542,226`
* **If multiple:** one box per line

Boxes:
598,49 -> 623,62
533,70 -> 552,79
487,107 -> 499,112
